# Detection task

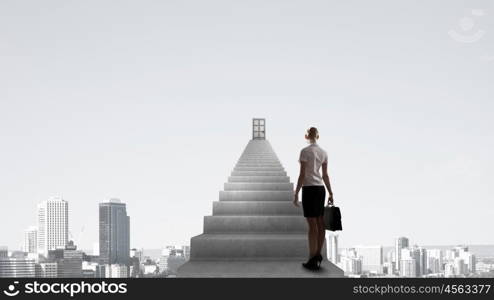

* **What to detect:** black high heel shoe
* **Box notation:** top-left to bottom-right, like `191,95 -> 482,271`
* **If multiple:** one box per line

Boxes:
316,254 -> 323,267
302,255 -> 320,271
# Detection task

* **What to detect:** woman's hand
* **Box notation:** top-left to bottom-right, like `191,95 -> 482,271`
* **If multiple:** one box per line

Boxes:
293,192 -> 300,207
327,193 -> 334,206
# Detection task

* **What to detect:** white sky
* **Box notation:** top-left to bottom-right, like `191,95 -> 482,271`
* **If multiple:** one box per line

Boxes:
1,0 -> 493,250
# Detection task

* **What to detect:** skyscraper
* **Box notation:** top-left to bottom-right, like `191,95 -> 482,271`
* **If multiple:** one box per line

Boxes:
395,237 -> 409,273
24,226 -> 38,254
426,249 -> 443,274
37,197 -> 69,257
400,257 -> 416,277
408,246 -> 426,277
458,246 -> 476,274
418,247 -> 427,276
99,199 -> 130,265
329,234 -> 339,264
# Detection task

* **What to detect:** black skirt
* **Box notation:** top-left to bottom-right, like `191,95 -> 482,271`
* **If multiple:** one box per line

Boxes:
301,185 -> 326,218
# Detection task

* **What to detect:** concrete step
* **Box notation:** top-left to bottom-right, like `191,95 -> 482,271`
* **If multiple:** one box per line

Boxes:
235,161 -> 283,167
231,170 -> 287,176
241,151 -> 275,154
224,182 -> 293,191
219,191 -> 293,201
237,157 -> 280,162
234,166 -> 285,172
228,176 -> 290,183
240,156 -> 277,159
212,201 -> 302,216
203,216 -> 307,233
237,162 -> 281,166
240,157 -> 277,159
236,163 -> 282,167
178,259 -> 344,277
240,157 -> 277,160
189,233 -> 315,260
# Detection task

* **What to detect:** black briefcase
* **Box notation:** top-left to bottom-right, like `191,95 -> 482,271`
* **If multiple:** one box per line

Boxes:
323,205 -> 342,231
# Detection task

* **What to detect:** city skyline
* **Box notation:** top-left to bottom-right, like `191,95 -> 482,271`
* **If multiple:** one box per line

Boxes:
1,0 -> 494,250
4,193 -> 494,252
1,189 -> 492,278
4,194 -> 491,254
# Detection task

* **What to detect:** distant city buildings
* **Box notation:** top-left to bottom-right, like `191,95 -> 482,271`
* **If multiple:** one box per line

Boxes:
336,236 -> 487,278
337,248 -> 362,275
328,234 -> 339,264
355,245 -> 383,274
159,245 -> 189,276
36,262 -> 58,278
37,197 -> 69,257
0,246 -> 7,258
395,237 -> 409,274
426,248 -> 443,274
99,199 -> 130,266
400,256 -> 416,277
0,196 -> 146,279
442,246 -> 476,276
104,264 -> 128,278
142,258 -> 159,276
24,226 -> 38,254
0,248 -> 36,278
0,257 -> 36,278
1,194 -> 491,279
47,241 -> 83,278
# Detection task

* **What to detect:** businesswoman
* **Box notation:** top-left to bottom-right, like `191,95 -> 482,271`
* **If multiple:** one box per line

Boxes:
293,127 -> 334,270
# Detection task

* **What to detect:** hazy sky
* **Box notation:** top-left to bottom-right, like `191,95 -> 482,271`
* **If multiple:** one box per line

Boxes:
1,0 -> 493,251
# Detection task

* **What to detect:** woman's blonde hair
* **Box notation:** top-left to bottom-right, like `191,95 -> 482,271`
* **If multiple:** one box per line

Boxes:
305,127 -> 319,141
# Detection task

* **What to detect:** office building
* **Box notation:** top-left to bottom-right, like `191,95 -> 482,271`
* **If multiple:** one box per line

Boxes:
104,264 -> 128,278
400,257 -> 416,277
36,262 -> 58,278
338,255 -> 363,275
457,247 -> 476,274
395,237 -> 409,273
408,246 -> 426,277
166,251 -> 186,275
444,262 -> 456,277
0,258 -> 36,278
99,199 -> 130,265
159,246 -> 174,273
24,226 -> 38,254
0,246 -> 7,258
427,257 -> 442,274
454,257 -> 467,276
328,234 -> 339,264
37,197 -> 69,257
182,245 -> 190,261
426,249 -> 443,274
48,242 -> 83,278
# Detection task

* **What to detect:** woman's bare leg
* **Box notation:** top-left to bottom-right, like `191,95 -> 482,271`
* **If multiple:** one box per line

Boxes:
306,217 -> 318,258
316,216 -> 325,256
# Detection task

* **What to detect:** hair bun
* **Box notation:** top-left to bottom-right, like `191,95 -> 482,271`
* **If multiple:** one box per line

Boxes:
307,127 -> 319,140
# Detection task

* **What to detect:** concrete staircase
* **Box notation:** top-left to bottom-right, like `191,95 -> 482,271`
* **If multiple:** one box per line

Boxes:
178,139 -> 344,277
